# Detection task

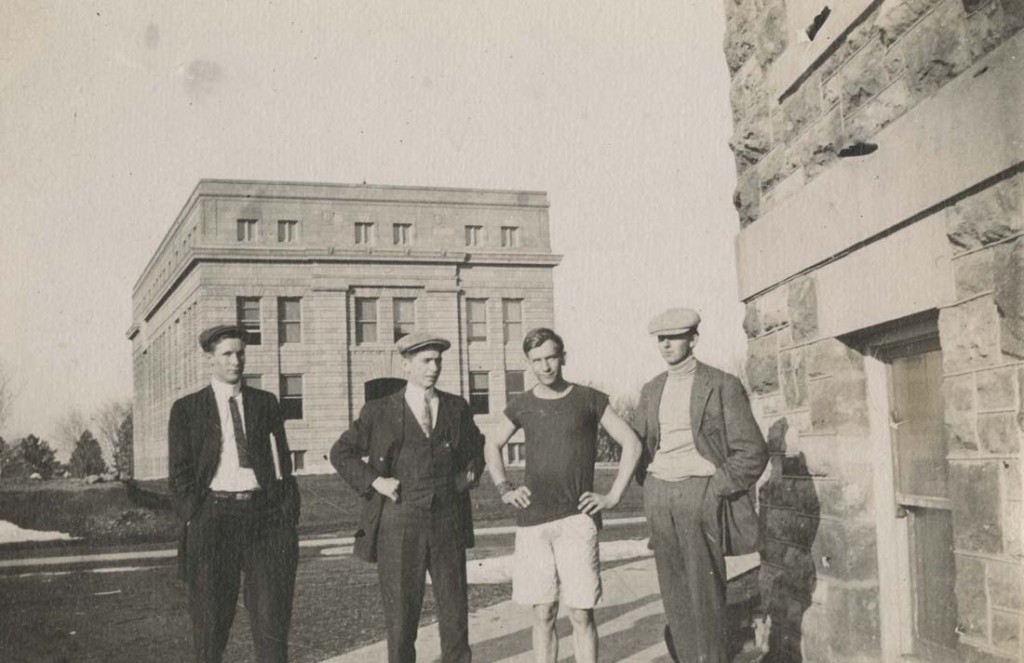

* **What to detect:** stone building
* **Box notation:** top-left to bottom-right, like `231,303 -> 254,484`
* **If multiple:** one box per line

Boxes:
722,0 -> 1022,661
128,180 -> 559,479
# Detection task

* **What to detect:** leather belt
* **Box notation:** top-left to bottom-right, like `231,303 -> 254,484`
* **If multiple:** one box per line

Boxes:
210,490 -> 262,502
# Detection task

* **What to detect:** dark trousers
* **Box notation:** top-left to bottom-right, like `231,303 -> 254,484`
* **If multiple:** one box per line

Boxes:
377,500 -> 470,663
184,494 -> 299,663
644,476 -> 727,663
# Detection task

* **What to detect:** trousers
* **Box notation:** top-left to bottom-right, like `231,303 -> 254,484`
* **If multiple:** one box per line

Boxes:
184,494 -> 299,663
644,476 -> 727,663
377,499 -> 470,663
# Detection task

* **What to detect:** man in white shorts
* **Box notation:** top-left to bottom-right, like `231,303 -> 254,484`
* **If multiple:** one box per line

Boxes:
484,327 -> 641,663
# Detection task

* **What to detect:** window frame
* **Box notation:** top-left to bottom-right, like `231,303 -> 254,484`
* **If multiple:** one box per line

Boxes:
392,223 -> 412,246
355,297 -> 379,344
236,297 -> 262,346
277,219 -> 299,243
393,297 -> 416,342
280,374 -> 304,420
237,219 -> 258,242
502,298 -> 523,345
469,371 -> 490,415
465,225 -> 482,247
355,222 -> 375,245
466,298 -> 488,343
500,225 -> 519,248
278,297 -> 302,344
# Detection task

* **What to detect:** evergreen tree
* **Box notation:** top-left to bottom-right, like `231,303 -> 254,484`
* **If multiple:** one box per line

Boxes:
69,429 -> 106,478
5,435 -> 62,480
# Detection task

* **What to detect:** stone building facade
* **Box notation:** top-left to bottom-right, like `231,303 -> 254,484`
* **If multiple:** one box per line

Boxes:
128,180 -> 559,479
723,0 -> 1022,660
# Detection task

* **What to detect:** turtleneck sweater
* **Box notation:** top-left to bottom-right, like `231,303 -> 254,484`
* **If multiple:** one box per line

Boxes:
647,356 -> 717,481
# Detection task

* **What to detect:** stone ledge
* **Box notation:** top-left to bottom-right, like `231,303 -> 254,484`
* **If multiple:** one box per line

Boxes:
736,29 -> 1024,299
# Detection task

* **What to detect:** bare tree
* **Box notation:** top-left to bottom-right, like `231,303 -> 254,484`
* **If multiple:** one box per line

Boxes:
53,408 -> 88,459
93,399 -> 132,477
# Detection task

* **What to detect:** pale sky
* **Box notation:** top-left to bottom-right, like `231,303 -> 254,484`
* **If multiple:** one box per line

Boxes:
1,1 -> 743,458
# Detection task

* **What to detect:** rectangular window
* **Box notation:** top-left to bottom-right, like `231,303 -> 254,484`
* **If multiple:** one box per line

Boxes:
465,225 -> 482,247
393,298 -> 416,341
393,223 -> 412,246
469,371 -> 490,415
236,297 -> 262,345
278,297 -> 302,344
502,299 -> 523,344
355,297 -> 378,344
466,299 -> 487,342
241,374 -> 262,390
278,220 -> 298,242
505,370 -> 525,402
280,374 -> 303,420
355,222 -> 375,245
237,219 -> 258,242
291,450 -> 306,471
500,226 -> 519,248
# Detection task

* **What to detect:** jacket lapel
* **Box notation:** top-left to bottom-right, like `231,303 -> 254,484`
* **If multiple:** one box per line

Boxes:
199,386 -> 222,478
690,361 -> 714,435
647,372 -> 668,454
434,391 -> 458,445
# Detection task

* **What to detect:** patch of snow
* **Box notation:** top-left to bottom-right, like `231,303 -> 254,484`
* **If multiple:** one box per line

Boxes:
0,520 -> 78,544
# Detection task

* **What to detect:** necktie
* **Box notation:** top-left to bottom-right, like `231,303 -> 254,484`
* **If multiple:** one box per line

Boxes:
418,392 -> 433,437
229,396 -> 251,468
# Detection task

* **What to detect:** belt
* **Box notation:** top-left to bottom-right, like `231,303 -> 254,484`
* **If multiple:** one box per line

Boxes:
210,489 -> 263,502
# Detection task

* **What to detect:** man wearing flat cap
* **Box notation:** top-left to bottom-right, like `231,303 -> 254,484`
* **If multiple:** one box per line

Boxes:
168,324 -> 301,663
330,331 -> 485,663
634,308 -> 767,663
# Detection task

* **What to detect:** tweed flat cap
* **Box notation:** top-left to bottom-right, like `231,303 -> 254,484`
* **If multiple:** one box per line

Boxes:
199,324 -> 247,351
396,331 -> 451,355
648,308 -> 701,335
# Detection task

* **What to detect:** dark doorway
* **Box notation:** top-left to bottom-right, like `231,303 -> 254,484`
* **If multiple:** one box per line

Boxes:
365,377 -> 406,402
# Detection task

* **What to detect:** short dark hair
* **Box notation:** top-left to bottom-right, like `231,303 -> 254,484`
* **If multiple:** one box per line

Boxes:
522,327 -> 564,356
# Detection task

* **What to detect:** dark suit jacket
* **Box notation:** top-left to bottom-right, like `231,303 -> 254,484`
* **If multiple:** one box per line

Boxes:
330,387 -> 486,563
634,361 -> 768,554
167,385 -> 299,526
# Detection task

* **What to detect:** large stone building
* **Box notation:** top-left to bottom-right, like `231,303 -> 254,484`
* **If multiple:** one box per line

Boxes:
128,180 -> 559,479
723,1 -> 1022,661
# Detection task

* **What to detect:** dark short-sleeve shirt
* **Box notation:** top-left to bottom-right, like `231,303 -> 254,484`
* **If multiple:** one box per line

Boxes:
504,384 -> 609,527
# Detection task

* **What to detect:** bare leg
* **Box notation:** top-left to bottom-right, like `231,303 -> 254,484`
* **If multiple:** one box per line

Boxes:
532,602 -> 559,663
567,607 -> 597,663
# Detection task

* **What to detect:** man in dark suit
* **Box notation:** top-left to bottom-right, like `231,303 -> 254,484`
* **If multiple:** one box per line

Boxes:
330,331 -> 485,663
168,324 -> 300,663
634,308 -> 767,663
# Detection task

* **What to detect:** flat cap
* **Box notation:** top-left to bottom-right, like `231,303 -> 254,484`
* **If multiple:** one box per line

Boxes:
199,324 -> 247,352
648,308 -> 701,336
396,331 -> 451,355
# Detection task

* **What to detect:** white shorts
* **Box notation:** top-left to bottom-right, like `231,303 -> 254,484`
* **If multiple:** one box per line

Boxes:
511,513 -> 602,609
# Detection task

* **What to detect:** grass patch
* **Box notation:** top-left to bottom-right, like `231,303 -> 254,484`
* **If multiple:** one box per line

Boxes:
0,467 -> 644,549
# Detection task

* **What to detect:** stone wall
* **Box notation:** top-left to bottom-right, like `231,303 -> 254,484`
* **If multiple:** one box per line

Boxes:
723,0 -> 1024,660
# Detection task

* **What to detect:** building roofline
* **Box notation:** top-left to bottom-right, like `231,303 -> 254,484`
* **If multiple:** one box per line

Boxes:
132,179 -> 551,294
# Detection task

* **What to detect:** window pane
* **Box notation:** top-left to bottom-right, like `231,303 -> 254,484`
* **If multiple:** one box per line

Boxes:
282,375 -> 303,396
236,297 -> 262,345
470,371 -> 490,414
278,298 -> 301,344
280,375 -> 303,420
356,298 -> 378,344
503,299 -> 523,344
242,374 -> 262,389
467,299 -> 487,342
393,298 -> 416,341
505,370 -> 524,397
470,372 -> 489,391
291,450 -> 306,471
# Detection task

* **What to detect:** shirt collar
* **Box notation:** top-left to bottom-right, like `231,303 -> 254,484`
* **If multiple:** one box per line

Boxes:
211,377 -> 242,400
404,382 -> 435,404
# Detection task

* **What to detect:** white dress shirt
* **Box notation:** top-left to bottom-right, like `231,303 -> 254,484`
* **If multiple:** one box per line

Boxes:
404,382 -> 439,431
208,377 -> 260,492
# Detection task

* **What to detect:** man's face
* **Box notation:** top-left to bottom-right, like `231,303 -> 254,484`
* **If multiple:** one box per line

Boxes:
657,332 -> 697,367
207,337 -> 246,385
403,348 -> 443,389
526,339 -> 565,386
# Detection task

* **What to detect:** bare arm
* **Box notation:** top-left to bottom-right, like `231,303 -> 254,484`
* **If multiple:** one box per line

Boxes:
579,406 -> 643,515
483,415 -> 531,509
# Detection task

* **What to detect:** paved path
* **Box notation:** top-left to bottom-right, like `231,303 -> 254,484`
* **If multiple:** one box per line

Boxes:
322,557 -> 676,663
